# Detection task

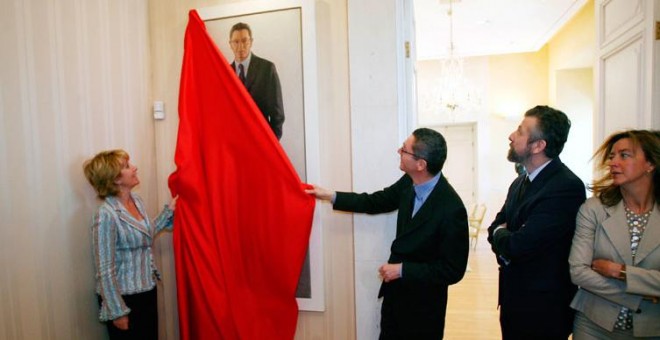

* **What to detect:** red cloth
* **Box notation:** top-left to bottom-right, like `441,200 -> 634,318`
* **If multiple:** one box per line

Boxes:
168,10 -> 315,340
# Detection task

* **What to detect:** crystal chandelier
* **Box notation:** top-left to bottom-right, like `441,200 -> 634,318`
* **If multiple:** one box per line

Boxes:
437,0 -> 480,116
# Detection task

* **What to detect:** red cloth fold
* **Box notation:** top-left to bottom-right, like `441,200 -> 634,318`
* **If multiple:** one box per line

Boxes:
168,10 -> 315,340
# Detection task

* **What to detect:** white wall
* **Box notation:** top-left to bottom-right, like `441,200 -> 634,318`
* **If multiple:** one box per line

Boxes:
0,0 -> 156,339
348,0 -> 402,338
548,0 -> 595,188
1,0 -> 358,338
556,68 -> 594,187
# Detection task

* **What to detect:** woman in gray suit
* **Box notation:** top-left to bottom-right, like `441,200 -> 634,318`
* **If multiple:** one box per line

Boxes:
569,130 -> 660,339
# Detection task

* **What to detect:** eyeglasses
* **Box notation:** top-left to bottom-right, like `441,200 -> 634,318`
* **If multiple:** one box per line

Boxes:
398,146 -> 424,160
230,38 -> 252,47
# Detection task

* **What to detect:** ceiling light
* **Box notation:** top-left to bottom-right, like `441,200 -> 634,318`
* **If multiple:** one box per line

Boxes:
436,0 -> 481,116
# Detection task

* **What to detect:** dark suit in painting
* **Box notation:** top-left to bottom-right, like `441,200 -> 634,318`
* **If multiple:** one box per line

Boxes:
334,174 -> 469,339
232,53 -> 285,139
488,158 -> 586,339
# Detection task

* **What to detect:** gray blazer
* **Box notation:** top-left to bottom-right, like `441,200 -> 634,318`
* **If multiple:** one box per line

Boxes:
569,197 -> 660,337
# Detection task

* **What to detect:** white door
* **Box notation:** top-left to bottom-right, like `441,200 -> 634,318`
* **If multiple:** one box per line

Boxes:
595,0 -> 660,141
431,123 -> 477,206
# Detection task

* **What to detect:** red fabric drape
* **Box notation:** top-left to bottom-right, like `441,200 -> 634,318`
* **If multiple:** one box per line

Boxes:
168,10 -> 315,340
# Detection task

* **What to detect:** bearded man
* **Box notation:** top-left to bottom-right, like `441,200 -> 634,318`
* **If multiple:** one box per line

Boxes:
487,105 -> 586,340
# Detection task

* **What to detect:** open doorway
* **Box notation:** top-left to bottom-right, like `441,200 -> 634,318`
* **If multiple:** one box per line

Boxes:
431,123 -> 477,206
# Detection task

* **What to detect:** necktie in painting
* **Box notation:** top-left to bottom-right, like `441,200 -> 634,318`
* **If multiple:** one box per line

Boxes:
238,63 -> 246,85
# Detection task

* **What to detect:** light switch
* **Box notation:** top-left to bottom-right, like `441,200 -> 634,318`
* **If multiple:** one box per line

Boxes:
153,101 -> 165,120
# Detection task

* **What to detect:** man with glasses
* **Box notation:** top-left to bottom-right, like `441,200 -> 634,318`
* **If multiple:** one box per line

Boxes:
229,22 -> 284,140
487,105 -> 586,339
306,128 -> 469,339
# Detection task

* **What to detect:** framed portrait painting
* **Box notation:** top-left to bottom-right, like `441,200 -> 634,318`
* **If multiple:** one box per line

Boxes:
197,0 -> 324,311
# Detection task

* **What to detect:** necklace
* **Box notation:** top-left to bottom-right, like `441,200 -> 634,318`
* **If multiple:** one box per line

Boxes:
624,205 -> 651,260
613,204 -> 652,331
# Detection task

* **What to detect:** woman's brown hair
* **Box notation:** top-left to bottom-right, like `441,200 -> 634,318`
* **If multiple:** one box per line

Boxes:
590,130 -> 660,206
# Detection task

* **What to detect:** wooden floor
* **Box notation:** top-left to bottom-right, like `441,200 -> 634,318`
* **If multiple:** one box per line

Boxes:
444,231 -> 502,339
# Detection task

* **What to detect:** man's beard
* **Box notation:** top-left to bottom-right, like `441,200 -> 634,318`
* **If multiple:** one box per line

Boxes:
507,145 -> 531,163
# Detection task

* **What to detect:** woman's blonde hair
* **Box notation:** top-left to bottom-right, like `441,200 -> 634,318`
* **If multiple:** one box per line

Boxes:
83,149 -> 129,199
590,130 -> 660,206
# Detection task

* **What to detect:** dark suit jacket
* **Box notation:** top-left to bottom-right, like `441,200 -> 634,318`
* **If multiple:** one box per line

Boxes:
232,53 -> 284,139
487,158 -> 586,337
334,174 -> 469,336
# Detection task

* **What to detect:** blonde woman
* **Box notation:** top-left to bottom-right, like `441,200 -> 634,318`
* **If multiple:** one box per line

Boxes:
569,130 -> 660,339
83,150 -> 176,339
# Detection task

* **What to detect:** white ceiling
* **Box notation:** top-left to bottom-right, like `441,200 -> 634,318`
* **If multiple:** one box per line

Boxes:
414,0 -> 589,60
